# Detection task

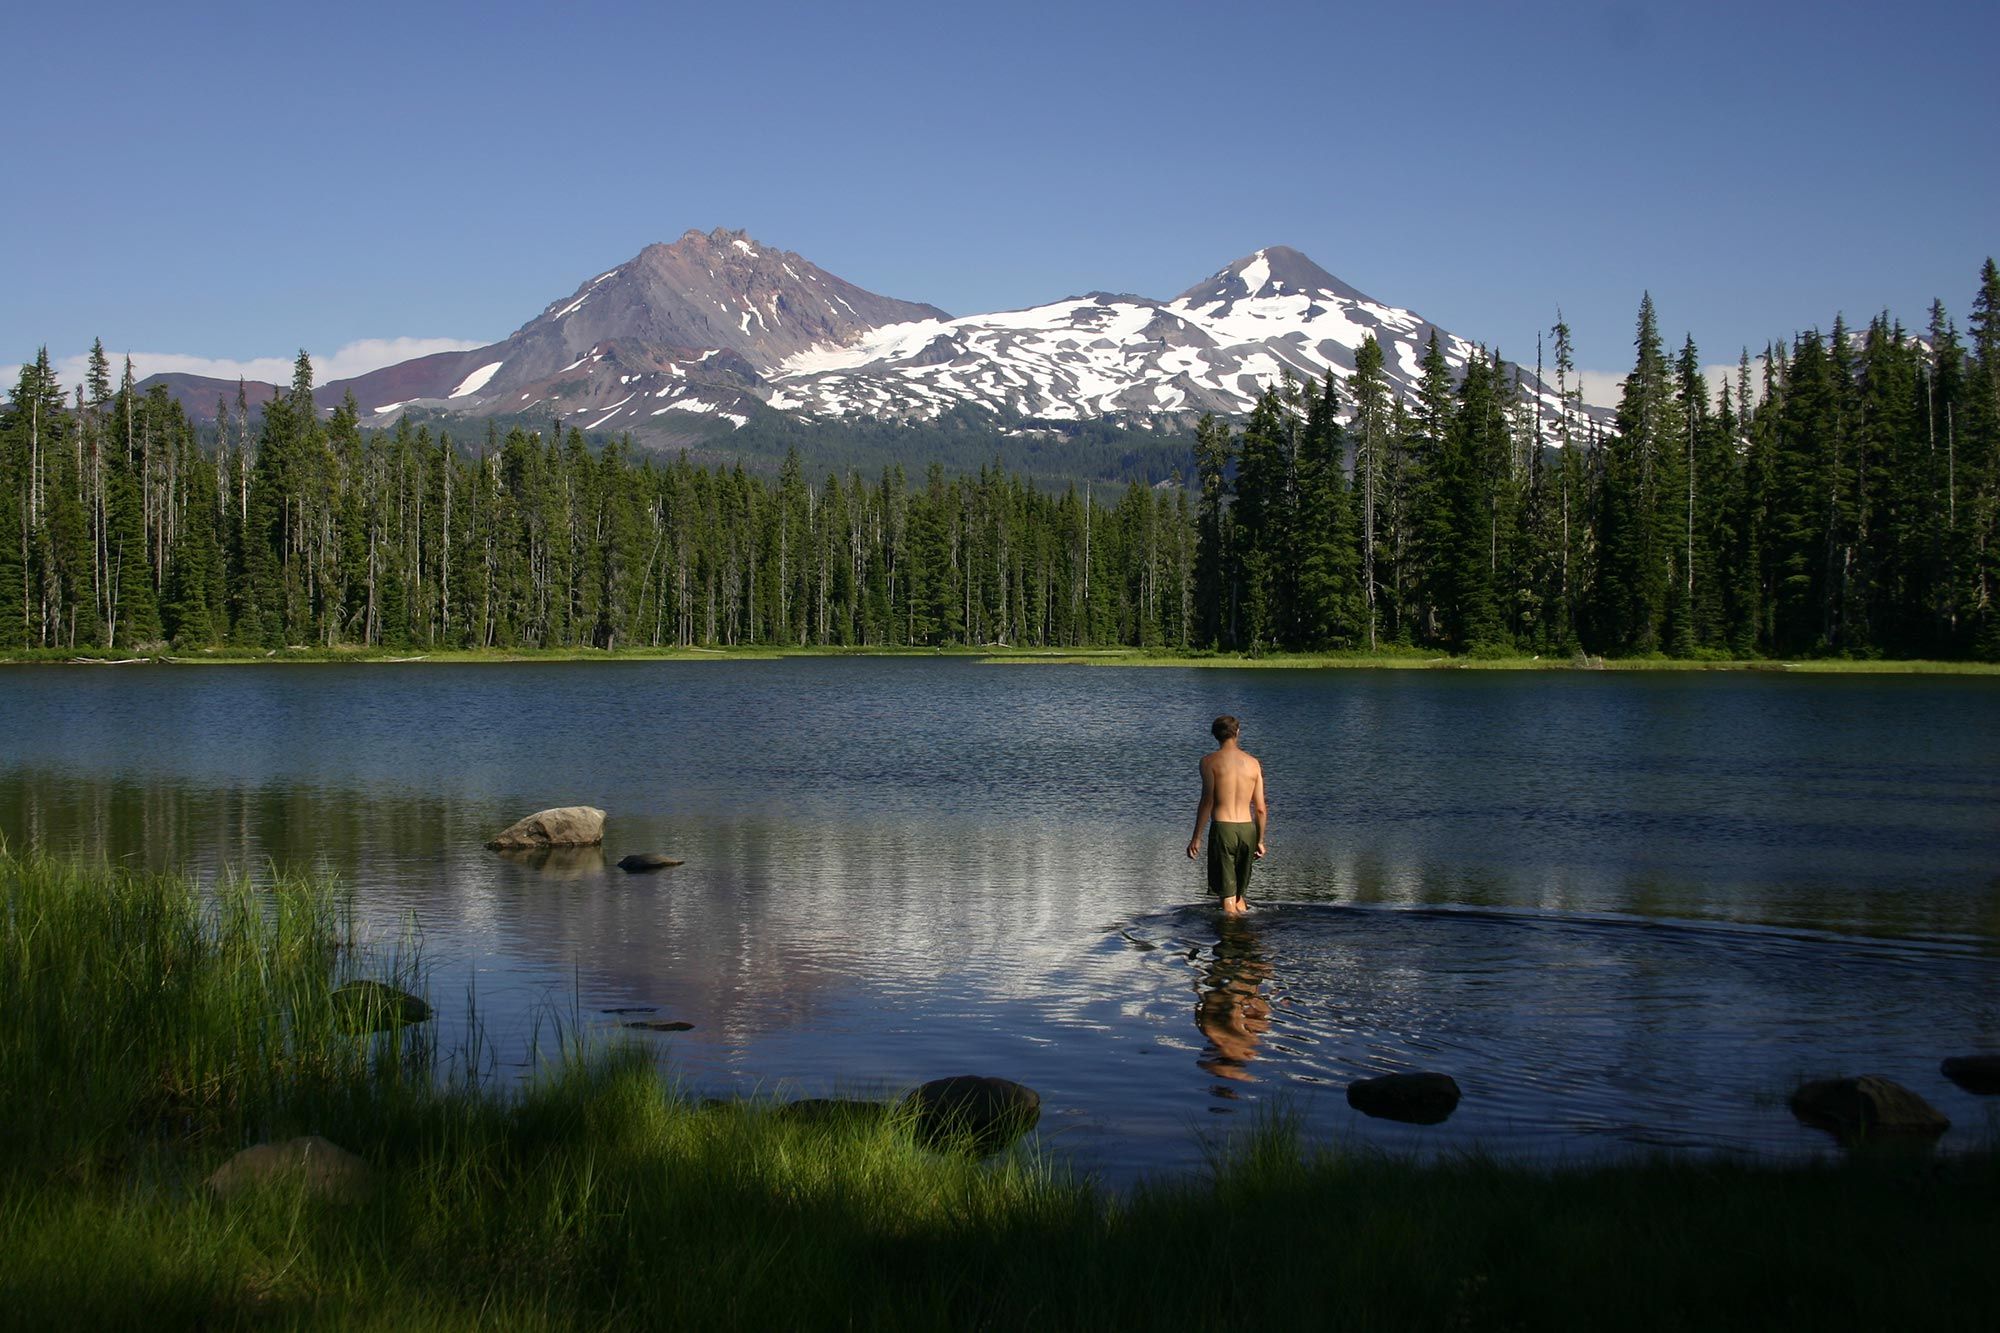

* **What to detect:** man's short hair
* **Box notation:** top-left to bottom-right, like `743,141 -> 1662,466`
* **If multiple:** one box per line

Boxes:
1211,715 -> 1240,742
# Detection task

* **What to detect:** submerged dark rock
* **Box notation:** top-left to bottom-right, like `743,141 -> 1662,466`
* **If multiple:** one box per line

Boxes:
330,980 -> 432,1032
1940,1055 -> 2000,1095
900,1075 -> 1040,1156
1346,1072 -> 1461,1125
1790,1075 -> 1949,1142
617,853 -> 684,872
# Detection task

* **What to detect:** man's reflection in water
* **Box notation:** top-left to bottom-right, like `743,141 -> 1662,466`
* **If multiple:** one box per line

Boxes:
1195,916 -> 1273,1097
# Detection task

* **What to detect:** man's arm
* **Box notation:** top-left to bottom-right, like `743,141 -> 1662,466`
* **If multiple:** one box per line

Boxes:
1187,759 -> 1215,858
1251,764 -> 1268,859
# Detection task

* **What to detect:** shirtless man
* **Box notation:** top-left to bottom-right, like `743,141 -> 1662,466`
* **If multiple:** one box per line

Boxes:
1186,715 -> 1267,915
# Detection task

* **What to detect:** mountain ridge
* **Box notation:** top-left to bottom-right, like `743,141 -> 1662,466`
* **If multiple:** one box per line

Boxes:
139,231 -> 1593,444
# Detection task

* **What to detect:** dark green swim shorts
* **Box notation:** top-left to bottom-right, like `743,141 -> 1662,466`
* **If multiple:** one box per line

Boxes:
1207,820 -> 1257,900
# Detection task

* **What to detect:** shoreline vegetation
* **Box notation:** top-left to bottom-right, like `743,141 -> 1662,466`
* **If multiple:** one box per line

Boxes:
4,642 -> 1999,674
3,853 -> 1994,1329
10,264 -> 2000,675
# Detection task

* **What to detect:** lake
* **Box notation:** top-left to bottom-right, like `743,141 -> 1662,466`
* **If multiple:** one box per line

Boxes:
4,659 -> 1998,1182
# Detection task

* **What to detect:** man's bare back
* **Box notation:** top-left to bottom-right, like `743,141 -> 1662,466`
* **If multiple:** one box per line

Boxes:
1187,715 -> 1267,915
1200,747 -> 1265,826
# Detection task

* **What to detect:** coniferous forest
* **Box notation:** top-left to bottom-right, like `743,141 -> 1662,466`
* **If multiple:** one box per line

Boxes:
4,261 -> 1997,660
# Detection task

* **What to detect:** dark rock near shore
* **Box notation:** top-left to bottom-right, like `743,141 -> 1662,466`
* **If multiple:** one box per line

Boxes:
207,1136 -> 374,1203
1940,1055 -> 2000,1095
331,979 -> 432,1032
625,1019 -> 693,1032
775,1098 -> 892,1127
485,806 -> 605,849
1790,1075 -> 1949,1142
900,1075 -> 1040,1156
617,852 -> 684,872
1346,1072 -> 1461,1125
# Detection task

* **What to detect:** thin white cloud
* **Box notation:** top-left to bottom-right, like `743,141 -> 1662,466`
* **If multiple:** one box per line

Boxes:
1574,369 -> 1627,410
2,336 -> 487,401
1575,362 -> 1768,411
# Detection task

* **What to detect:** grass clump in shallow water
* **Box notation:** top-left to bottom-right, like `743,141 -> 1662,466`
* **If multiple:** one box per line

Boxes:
0,850 -> 438,1177
2,851 -> 1995,1330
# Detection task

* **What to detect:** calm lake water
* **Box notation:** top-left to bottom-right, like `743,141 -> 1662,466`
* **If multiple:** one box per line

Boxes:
4,660 -> 1998,1181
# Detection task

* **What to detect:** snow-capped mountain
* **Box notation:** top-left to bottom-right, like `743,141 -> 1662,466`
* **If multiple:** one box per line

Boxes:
140,230 -> 1587,440
769,246 -> 1496,422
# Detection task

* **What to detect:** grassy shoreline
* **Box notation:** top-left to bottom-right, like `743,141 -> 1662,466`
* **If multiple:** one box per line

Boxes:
3,852 -> 1995,1329
5,642 -> 1999,674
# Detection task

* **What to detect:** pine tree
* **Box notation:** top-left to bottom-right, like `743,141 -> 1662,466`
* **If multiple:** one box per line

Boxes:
1439,349 -> 1504,650
1591,294 -> 1678,654
1965,258 -> 2000,657
1404,334 -> 1457,645
1191,413 -> 1234,647
1349,337 -> 1392,649
1293,373 -> 1361,647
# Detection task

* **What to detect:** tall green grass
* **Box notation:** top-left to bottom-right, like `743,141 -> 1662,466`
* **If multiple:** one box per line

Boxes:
2,851 -> 1994,1330
0,851 -> 441,1177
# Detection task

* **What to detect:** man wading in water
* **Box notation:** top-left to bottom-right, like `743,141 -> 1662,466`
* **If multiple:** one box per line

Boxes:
1186,715 -> 1267,915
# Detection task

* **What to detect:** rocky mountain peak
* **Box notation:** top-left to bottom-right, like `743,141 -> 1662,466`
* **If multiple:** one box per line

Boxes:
1174,245 -> 1375,309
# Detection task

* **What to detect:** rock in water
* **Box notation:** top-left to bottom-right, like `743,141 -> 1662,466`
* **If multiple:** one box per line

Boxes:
1940,1055 -> 2000,1095
617,852 -> 684,872
900,1076 -> 1040,1157
485,806 -> 605,849
1790,1075 -> 1950,1141
207,1136 -> 374,1203
1346,1072 -> 1462,1124
331,979 -> 432,1032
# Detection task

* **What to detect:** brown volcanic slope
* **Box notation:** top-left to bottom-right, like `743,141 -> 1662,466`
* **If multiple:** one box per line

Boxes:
143,227 -> 946,437
326,227 -> 947,433
133,373 -> 285,418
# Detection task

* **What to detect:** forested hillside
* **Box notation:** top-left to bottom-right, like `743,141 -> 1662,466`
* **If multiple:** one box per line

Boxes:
4,261 -> 1997,659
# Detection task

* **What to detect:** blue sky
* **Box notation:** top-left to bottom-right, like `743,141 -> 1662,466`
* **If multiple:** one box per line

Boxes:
3,0 -> 1994,402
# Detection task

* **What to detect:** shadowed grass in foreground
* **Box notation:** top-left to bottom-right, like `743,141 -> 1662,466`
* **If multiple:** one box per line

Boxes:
2,852 -> 1993,1330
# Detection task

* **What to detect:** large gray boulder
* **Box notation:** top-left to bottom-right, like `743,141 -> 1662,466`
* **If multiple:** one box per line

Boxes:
331,980 -> 432,1033
900,1076 -> 1040,1157
485,806 -> 605,849
1940,1055 -> 2000,1095
207,1136 -> 374,1203
1346,1072 -> 1462,1125
1790,1075 -> 1949,1141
